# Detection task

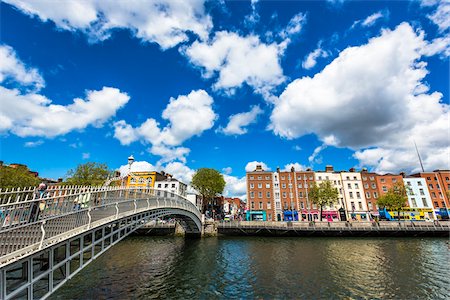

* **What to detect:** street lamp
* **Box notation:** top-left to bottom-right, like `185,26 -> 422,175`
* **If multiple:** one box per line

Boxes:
123,155 -> 134,187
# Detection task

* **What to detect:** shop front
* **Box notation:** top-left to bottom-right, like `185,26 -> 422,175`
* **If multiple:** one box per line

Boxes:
283,210 -> 299,221
246,210 -> 267,221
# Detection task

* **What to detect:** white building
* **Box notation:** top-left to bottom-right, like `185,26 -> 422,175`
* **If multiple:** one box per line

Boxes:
155,178 -> 187,197
314,170 -> 345,213
340,171 -> 369,221
403,177 -> 435,212
186,193 -> 202,210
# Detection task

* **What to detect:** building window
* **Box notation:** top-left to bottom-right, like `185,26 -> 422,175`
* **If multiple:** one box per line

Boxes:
347,183 -> 352,189
258,176 -> 262,180
130,178 -> 136,184
371,183 -> 376,189
282,183 -> 286,188
250,176 -> 254,180
298,183 -> 302,188
318,176 -> 322,180
275,192 -> 280,199
382,186 -> 387,192
268,213 -> 272,220
406,181 -> 411,186
364,183 -> 369,189
164,184 -> 168,188
172,183 -> 176,188
374,192 -> 378,198
250,192 -> 254,199
419,189 -> 425,196
351,202 -> 355,210
356,192 -> 361,199
368,202 -> 373,210
366,192 -> 371,199
309,176 -> 313,180
276,202 -> 281,209
349,192 -> 354,199
358,202 -> 363,210
250,183 -> 254,189
380,178 -> 385,183
274,183 -> 279,188
346,176 -> 350,180
289,193 -> 293,199
288,183 -> 292,188
265,176 -> 270,180
267,202 -> 271,209
417,181 -> 422,186
281,176 -> 285,180
284,202 -> 288,209
326,176 -> 329,180
429,184 -> 433,189
300,202 -> 305,209
258,192 -> 262,198
362,176 -> 367,181
432,192 -> 436,198
312,204 -> 317,209
251,202 -> 255,209
353,176 -> 357,180
441,202 -> 445,207
282,192 -> 286,198
299,191 -> 303,198
266,192 -> 271,198
434,201 -> 438,207
266,183 -> 271,188
355,183 -> 359,189
157,183 -> 162,188
258,183 -> 262,188
411,198 -> 417,207
436,184 -> 440,190
421,198 -> 428,207
427,177 -> 431,180
439,192 -> 443,199
446,177 -> 449,181
259,202 -> 263,209
369,176 -> 375,180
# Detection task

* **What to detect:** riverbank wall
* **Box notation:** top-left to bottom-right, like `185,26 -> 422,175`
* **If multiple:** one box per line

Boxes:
217,221 -> 450,237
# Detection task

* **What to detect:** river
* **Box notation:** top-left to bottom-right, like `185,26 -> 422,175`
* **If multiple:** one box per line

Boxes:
51,236 -> 449,299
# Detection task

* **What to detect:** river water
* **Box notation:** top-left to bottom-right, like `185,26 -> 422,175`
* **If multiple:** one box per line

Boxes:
51,236 -> 449,299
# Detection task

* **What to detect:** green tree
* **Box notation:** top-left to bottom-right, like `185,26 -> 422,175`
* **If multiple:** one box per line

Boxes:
65,162 -> 110,186
309,180 -> 339,221
377,182 -> 409,220
0,165 -> 40,189
191,168 -> 226,214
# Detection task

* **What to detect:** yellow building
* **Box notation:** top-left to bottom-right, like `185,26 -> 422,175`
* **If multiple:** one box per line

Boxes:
126,171 -> 167,188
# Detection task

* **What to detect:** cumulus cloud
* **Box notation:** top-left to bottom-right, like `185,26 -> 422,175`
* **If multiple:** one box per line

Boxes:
5,0 -> 212,49
270,23 -> 450,173
82,152 -> 90,159
422,0 -> 450,57
283,162 -> 307,171
1,86 -> 130,137
427,0 -> 450,32
245,161 -> 270,172
218,105 -> 263,135
302,46 -> 329,69
113,89 -> 216,163
279,12 -> 307,41
118,160 -> 156,177
223,174 -> 247,199
222,167 -> 233,175
0,45 -> 44,90
182,31 -> 286,101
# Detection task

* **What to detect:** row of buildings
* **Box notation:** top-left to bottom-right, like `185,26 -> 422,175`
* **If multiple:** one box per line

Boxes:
246,165 -> 450,222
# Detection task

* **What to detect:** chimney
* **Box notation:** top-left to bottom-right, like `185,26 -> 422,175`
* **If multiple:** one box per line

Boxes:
291,166 -> 295,172
362,168 -> 368,172
276,167 -> 280,173
349,167 -> 356,172
325,165 -> 333,172
306,168 -> 312,172
400,172 -> 406,178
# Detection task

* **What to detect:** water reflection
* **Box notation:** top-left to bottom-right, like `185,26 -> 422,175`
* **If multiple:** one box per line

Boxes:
51,237 -> 449,300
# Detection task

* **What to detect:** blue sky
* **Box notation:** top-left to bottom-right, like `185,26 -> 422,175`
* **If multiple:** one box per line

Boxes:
1,0 -> 449,198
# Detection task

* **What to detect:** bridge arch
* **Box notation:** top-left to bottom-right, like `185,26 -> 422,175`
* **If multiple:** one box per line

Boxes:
0,186 -> 203,299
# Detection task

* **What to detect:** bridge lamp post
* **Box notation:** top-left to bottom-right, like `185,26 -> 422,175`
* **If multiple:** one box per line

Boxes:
123,155 -> 135,187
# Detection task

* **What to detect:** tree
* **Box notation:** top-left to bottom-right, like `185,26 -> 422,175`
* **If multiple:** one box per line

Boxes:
65,162 -> 110,186
309,180 -> 339,221
0,165 -> 40,189
377,182 -> 409,221
191,168 -> 226,214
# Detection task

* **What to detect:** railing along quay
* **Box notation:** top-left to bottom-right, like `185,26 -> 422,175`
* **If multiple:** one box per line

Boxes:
218,221 -> 450,237
0,185 -> 201,267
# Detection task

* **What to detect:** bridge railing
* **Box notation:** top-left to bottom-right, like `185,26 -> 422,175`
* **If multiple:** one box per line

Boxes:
0,186 -> 200,266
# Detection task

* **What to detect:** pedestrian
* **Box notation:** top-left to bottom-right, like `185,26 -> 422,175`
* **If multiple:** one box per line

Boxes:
30,183 -> 47,222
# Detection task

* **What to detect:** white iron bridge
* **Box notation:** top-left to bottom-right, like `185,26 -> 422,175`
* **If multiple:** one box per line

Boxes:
0,185 -> 202,299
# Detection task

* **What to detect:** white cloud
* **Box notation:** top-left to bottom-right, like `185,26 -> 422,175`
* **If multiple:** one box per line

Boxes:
308,144 -> 327,164
183,31 -> 286,101
427,0 -> 450,32
1,86 -> 129,137
113,89 -> 216,163
218,105 -> 263,135
222,167 -> 233,175
118,160 -> 156,177
0,45 -> 44,90
5,0 -> 212,49
351,10 -> 388,29
24,140 -> 43,147
162,161 -> 195,185
82,152 -> 90,159
302,47 -> 329,69
279,12 -> 307,40
270,23 -> 450,173
223,174 -> 247,199
283,162 -> 307,171
293,145 -> 302,151
245,161 -> 270,172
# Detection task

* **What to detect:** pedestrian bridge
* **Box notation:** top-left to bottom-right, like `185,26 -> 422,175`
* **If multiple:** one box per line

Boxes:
0,186 -> 202,299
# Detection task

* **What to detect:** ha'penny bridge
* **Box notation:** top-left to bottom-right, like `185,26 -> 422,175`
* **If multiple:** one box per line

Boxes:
0,186 -> 202,299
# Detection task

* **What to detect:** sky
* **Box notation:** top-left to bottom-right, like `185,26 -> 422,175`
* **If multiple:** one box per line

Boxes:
0,0 -> 449,199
